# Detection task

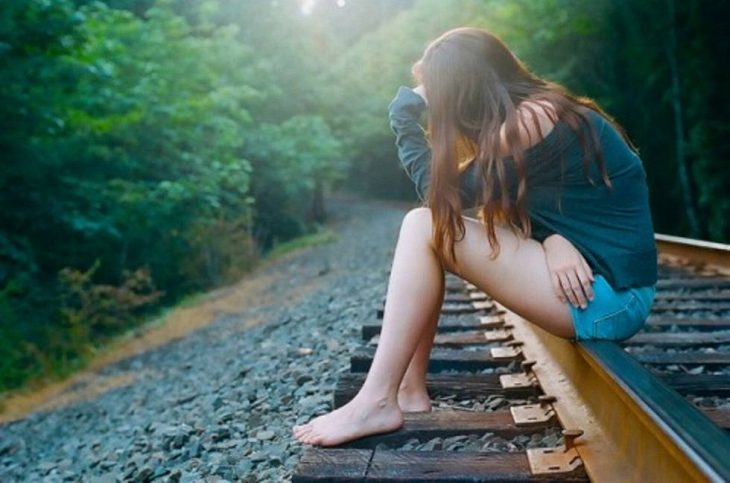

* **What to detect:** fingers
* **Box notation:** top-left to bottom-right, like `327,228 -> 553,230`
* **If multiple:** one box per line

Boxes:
544,237 -> 596,308
566,271 -> 586,307
411,59 -> 423,81
580,257 -> 594,282
576,264 -> 594,302
558,272 -> 578,307
558,268 -> 593,308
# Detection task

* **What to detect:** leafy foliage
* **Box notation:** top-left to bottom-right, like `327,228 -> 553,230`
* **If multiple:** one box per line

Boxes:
1,0 -> 727,392
0,0 -> 344,391
329,0 -> 729,241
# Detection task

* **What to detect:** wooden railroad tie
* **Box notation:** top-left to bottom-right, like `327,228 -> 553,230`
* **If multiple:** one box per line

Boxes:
349,346 -> 520,373
368,328 -> 515,347
362,314 -> 505,339
624,330 -> 730,347
645,316 -> 730,329
293,447 -> 588,482
338,410 -> 556,449
300,279 -> 576,480
375,299 -> 498,319
334,372 -> 540,408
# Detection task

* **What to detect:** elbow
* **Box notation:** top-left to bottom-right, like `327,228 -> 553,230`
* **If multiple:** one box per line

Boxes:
414,174 -> 430,203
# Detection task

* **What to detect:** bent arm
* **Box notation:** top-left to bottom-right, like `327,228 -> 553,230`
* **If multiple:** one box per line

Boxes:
532,222 -> 558,243
387,86 -> 481,207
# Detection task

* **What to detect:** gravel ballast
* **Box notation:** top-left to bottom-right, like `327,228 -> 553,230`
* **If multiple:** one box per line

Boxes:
0,195 -> 412,482
0,194 -> 600,482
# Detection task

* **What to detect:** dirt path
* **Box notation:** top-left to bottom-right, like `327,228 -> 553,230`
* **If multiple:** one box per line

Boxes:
1,193 -> 411,423
0,193 -> 412,482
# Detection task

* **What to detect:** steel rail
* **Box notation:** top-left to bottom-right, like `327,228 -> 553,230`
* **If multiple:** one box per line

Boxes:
500,233 -> 730,482
582,341 -> 730,482
655,232 -> 730,274
506,310 -> 730,482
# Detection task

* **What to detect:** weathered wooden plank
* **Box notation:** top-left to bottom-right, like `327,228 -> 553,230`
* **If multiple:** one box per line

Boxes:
379,281 -> 469,298
647,317 -> 730,329
335,373 -> 538,408
633,350 -> 730,366
350,346 -> 515,373
343,410 -> 551,449
369,330 -> 512,348
382,293 -> 490,305
655,292 -> 730,301
625,331 -> 730,347
367,450 -> 588,481
432,331 -> 511,346
292,448 -> 372,482
377,302 -> 497,319
660,374 -> 730,396
702,407 -> 730,430
445,281 -> 469,292
656,278 -> 730,290
651,302 -> 730,312
362,315 -> 504,340
387,274 -> 464,292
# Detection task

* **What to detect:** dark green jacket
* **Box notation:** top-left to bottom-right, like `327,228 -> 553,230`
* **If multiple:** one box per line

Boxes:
387,85 -> 658,290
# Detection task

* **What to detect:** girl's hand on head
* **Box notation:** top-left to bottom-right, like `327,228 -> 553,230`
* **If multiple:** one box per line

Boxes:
411,59 -> 424,83
542,233 -> 595,309
412,85 -> 428,105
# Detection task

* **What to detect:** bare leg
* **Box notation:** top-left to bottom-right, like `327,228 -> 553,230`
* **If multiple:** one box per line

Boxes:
292,208 -> 574,446
398,223 -> 528,412
397,272 -> 444,412
293,208 -> 444,445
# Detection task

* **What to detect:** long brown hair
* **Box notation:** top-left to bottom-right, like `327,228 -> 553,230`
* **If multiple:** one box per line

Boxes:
414,27 -> 638,270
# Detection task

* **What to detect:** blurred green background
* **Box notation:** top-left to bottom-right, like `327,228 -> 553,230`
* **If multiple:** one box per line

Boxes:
1,0 -> 728,391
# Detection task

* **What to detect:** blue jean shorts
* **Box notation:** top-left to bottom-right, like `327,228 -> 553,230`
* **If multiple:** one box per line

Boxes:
570,274 -> 656,341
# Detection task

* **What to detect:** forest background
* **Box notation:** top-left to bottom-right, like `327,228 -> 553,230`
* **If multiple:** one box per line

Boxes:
1,0 -> 728,392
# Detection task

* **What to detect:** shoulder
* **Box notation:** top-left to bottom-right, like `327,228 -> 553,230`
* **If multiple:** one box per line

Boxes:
497,99 -> 558,157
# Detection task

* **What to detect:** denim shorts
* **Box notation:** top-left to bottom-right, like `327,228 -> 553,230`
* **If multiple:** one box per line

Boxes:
570,274 -> 656,341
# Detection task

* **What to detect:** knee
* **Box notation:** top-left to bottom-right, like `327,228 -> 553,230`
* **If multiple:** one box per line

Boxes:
401,207 -> 433,238
402,207 -> 432,228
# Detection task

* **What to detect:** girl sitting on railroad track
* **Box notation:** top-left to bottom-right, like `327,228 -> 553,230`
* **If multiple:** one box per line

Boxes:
293,26 -> 658,447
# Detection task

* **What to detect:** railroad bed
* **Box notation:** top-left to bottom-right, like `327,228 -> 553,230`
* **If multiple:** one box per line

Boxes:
293,234 -> 730,482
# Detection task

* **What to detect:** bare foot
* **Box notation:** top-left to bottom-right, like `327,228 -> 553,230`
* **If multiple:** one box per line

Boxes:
398,386 -> 432,413
292,394 -> 403,446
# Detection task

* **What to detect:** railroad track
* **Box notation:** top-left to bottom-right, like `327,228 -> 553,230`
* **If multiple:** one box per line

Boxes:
292,234 -> 730,482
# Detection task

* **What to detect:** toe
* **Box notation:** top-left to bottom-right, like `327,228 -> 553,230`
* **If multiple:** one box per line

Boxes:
296,427 -> 313,440
303,430 -> 319,445
308,433 -> 323,446
293,423 -> 312,435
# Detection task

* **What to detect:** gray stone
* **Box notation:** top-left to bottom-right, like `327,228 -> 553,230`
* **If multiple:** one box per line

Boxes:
421,437 -> 444,451
134,466 -> 154,482
236,459 -> 253,475
0,200 -> 409,483
87,474 -> 119,483
37,462 -> 56,474
213,464 -> 236,480
211,397 -> 225,411
248,451 -> 267,463
254,430 -> 274,441
295,374 -> 313,385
